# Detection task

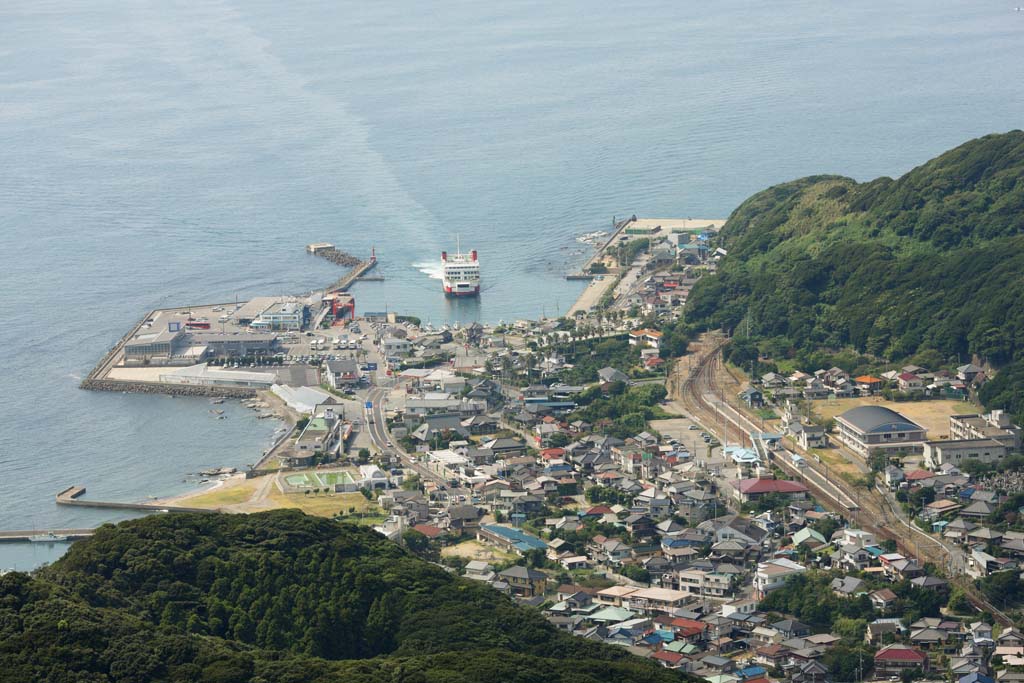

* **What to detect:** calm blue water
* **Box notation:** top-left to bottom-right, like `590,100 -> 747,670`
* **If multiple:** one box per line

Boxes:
1,0 -> 1022,567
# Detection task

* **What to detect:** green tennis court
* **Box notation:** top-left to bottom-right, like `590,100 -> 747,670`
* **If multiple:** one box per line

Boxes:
284,471 -> 355,489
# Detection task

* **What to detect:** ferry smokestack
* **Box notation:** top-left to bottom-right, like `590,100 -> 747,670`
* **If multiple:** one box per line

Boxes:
441,251 -> 447,262
471,250 -> 477,261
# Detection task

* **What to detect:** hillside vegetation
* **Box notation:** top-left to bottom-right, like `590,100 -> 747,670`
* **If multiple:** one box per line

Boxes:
0,510 -> 690,683
686,131 -> 1024,421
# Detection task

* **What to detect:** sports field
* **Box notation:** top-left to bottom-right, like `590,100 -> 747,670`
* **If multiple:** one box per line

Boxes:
284,470 -> 355,489
814,397 -> 972,438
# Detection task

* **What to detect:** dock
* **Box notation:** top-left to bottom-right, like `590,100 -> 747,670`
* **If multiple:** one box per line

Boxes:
56,486 -> 220,514
325,257 -> 378,293
0,528 -> 96,543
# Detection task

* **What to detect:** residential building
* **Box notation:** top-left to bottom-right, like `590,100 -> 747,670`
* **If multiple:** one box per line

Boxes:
753,558 -> 806,599
323,359 -> 360,388
498,565 -> 547,598
873,644 -> 929,679
628,329 -> 663,350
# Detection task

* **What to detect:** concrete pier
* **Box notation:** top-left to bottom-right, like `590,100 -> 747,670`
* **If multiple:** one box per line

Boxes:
56,486 -> 220,514
325,257 -> 378,293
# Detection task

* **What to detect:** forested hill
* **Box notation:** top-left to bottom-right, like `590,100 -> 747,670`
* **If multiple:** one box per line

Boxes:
0,511 -> 691,683
686,130 -> 1024,421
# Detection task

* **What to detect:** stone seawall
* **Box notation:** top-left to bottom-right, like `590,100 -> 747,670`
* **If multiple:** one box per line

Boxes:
80,379 -> 257,399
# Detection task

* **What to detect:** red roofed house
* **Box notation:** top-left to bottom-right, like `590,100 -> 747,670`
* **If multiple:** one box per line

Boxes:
652,650 -> 684,669
904,469 -> 934,482
734,477 -> 809,503
897,372 -> 925,393
652,615 -> 709,643
540,447 -> 566,460
583,505 -> 614,518
874,644 -> 929,678
412,524 -> 444,539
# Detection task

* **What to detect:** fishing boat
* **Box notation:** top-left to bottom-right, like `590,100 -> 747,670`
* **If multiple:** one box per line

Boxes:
29,532 -> 68,543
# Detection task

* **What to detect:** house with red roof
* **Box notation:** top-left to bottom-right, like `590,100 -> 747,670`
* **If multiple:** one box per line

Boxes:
582,505 -> 614,518
412,524 -> 444,539
651,650 -> 684,668
874,644 -> 929,678
898,372 -> 925,393
734,477 -> 809,503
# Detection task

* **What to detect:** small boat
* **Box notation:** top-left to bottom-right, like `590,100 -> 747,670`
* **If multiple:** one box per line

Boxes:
29,532 -> 68,543
210,398 -> 225,405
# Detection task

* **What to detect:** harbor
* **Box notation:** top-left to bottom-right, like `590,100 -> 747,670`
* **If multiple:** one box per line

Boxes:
79,245 -> 376,398
4,222 -> 721,556
566,216 -> 725,316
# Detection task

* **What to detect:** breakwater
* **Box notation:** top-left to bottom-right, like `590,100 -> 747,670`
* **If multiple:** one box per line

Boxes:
308,245 -> 362,267
56,486 -> 220,514
78,379 -> 257,399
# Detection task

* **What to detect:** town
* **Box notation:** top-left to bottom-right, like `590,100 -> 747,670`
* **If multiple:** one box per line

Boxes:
70,217 -> 1024,683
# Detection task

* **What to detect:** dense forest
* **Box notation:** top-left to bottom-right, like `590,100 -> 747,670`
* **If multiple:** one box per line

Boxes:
686,131 -> 1024,422
0,511 -> 692,683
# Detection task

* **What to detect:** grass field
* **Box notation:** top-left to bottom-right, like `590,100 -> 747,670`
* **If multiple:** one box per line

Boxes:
175,479 -> 260,508
265,489 -> 379,519
814,396 -> 973,438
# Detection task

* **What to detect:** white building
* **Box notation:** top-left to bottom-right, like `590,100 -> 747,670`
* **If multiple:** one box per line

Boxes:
753,558 -> 806,599
382,336 -> 412,356
923,439 -> 1009,469
251,301 -> 304,331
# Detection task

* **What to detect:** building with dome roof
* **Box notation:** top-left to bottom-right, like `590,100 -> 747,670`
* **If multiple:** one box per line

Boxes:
835,405 -> 927,457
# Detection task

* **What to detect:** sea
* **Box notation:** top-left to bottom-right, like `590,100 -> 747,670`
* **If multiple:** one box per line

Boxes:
1,0 -> 1021,569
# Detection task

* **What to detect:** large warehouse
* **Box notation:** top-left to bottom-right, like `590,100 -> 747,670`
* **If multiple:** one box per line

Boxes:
835,406 -> 927,457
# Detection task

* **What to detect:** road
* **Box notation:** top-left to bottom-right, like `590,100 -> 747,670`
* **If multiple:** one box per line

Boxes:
365,386 -> 447,489
670,334 -> 1011,625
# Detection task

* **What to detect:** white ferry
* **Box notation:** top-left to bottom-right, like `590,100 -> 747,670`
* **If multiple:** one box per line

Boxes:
441,243 -> 481,297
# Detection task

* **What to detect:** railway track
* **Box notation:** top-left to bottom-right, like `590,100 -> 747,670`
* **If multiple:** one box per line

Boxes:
670,334 -> 1013,626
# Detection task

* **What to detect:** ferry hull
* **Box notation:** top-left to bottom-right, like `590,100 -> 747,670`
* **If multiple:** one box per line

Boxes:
444,285 -> 480,297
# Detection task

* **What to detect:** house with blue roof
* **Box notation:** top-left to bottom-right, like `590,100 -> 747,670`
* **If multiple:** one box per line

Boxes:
738,665 -> 767,680
477,524 -> 548,555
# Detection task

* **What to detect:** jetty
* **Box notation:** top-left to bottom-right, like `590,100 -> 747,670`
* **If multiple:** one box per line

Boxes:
0,528 -> 96,543
56,486 -> 219,514
323,255 -> 378,293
